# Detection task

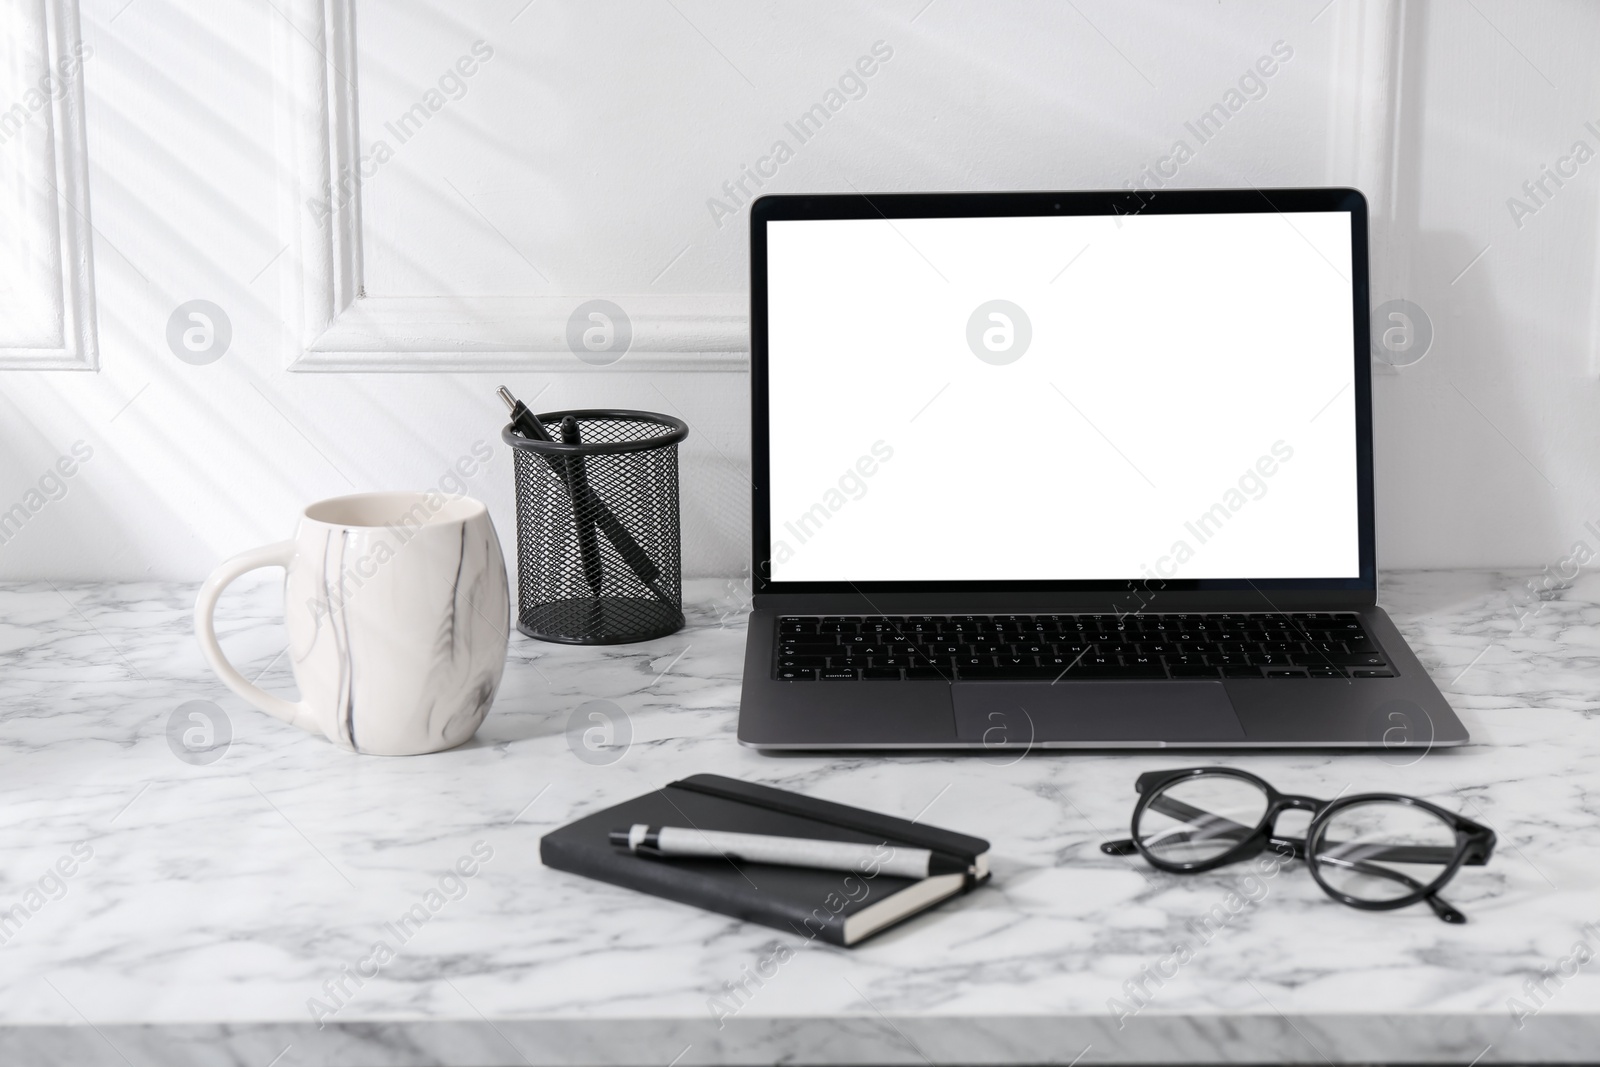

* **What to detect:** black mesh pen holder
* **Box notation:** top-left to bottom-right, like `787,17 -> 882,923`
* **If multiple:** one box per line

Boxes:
503,410 -> 688,644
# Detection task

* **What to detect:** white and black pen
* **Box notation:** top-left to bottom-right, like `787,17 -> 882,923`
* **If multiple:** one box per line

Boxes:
609,824 -> 971,879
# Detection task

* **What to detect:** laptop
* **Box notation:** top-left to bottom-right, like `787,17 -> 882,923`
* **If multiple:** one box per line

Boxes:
738,188 -> 1468,751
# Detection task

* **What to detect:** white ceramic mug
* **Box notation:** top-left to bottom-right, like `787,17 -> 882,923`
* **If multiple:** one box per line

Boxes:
195,492 -> 510,755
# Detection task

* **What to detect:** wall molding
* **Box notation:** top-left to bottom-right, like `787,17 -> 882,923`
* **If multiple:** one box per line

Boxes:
1325,0 -> 1405,226
299,293 -> 746,372
0,0 -> 97,371
273,0 -> 1402,374
272,0 -> 744,373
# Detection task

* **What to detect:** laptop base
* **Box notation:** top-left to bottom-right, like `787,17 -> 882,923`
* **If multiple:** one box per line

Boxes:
738,603 -> 1468,751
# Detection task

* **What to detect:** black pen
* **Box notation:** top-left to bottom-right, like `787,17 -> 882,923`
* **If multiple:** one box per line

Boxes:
498,386 -> 556,445
561,415 -> 605,595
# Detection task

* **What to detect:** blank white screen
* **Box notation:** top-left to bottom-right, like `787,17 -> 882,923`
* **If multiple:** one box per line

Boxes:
766,211 -> 1360,582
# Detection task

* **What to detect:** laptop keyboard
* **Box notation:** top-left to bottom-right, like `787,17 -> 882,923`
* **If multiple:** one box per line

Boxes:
774,613 -> 1394,681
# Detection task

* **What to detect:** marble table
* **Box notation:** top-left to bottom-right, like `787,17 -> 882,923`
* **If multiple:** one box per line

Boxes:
2,570 -> 1598,1066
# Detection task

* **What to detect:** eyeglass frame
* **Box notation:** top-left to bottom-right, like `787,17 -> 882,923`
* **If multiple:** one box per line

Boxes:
1101,766 -> 1497,923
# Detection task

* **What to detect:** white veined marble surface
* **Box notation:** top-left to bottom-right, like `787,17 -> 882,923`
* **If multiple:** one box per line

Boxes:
0,571 -> 1597,1066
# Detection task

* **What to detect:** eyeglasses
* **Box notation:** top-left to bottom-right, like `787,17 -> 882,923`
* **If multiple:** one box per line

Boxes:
1101,767 -> 1496,923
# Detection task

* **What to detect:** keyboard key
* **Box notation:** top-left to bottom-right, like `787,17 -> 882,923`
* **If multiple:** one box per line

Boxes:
1264,668 -> 1309,678
1221,666 -> 1262,678
861,668 -> 902,679
780,640 -> 836,653
1351,669 -> 1396,678
905,666 -> 954,681
1328,654 -> 1389,667
1056,664 -> 1167,679
776,668 -> 816,680
1168,665 -> 1220,678
958,665 -> 1058,680
1306,667 -> 1345,677
777,655 -> 828,668
820,668 -> 858,680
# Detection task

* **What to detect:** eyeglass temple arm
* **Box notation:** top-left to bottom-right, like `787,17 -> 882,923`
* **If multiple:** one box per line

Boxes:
1317,841 -> 1474,863
1101,794 -> 1267,856
1104,794 -> 1475,865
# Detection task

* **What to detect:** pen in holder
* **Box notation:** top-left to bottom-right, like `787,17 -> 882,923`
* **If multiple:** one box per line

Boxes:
501,400 -> 688,644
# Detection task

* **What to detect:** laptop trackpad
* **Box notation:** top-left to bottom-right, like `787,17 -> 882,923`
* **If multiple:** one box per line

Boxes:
952,681 -> 1245,744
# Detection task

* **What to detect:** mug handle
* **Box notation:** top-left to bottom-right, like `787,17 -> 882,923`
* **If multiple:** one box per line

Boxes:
194,540 -> 324,738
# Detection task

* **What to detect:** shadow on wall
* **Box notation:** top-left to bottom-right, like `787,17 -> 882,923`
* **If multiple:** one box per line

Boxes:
1371,0 -> 1559,609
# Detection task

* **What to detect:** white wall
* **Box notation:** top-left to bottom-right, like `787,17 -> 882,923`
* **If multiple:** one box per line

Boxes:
0,0 -> 1595,582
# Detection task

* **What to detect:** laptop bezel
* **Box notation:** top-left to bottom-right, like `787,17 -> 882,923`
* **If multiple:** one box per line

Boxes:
748,188 -> 1375,601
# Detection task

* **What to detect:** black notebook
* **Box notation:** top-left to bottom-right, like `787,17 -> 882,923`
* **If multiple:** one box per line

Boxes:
540,774 -> 991,946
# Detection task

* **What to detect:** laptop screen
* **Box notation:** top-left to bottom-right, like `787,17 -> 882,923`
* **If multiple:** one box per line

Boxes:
763,209 -> 1361,584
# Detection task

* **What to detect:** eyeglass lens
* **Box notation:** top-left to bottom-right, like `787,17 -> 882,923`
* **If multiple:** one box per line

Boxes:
1310,799 -> 1458,902
1136,775 -> 1269,865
